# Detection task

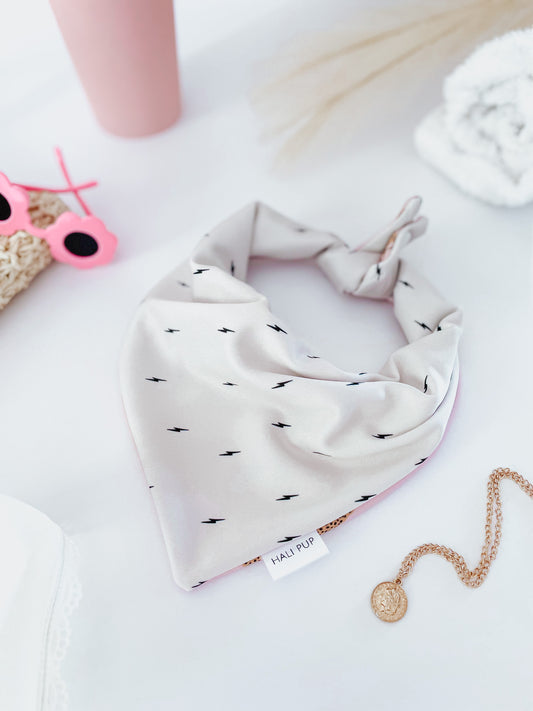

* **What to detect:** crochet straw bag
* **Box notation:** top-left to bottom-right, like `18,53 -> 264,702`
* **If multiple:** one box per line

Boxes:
0,191 -> 68,310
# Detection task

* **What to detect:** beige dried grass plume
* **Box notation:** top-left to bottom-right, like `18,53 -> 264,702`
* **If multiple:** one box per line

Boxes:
252,0 -> 533,162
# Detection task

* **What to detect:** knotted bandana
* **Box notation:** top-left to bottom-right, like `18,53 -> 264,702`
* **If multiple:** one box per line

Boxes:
120,198 -> 462,591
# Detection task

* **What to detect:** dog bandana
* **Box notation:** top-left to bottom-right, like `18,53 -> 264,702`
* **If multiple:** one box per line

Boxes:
120,198 -> 462,591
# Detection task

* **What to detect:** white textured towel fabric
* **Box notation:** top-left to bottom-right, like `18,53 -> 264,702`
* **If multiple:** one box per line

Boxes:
415,28 -> 533,207
120,198 -> 462,591
0,495 -> 80,711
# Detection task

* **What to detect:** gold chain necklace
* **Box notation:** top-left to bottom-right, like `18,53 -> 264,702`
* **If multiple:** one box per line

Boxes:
371,467 -> 533,622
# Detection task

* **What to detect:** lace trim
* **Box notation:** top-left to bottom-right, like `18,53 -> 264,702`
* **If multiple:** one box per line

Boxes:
42,536 -> 82,711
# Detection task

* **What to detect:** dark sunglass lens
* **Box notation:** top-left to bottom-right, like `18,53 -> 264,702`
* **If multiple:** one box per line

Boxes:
0,193 -> 12,221
64,231 -> 99,257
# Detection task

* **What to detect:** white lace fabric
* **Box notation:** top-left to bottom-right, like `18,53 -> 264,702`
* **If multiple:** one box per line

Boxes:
42,537 -> 82,711
0,496 -> 81,711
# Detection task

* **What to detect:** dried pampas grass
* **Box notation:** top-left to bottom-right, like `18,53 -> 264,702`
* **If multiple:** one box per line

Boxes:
252,0 -> 533,163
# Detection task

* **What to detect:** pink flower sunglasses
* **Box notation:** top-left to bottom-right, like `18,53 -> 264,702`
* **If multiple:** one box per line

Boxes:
0,148 -> 117,269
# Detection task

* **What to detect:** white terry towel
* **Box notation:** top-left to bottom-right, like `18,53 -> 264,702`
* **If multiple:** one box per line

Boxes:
415,28 -> 533,207
0,495 -> 81,711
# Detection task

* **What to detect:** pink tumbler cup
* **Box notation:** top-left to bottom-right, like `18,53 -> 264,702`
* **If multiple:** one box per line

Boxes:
50,0 -> 181,137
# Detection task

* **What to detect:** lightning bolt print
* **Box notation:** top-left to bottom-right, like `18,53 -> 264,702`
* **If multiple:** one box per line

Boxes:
223,382 -> 238,386
423,375 -> 428,393
267,324 -> 287,334
201,518 -> 225,524
398,279 -> 413,288
415,458 -> 428,466
231,261 -> 235,275
194,268 -> 209,275
373,433 -> 393,439
272,380 -> 293,389
376,263 -> 381,278
145,377 -> 167,382
219,450 -> 241,456
415,320 -> 432,332
191,581 -> 206,588
167,427 -> 189,432
346,381 -> 361,386
218,327 -> 235,333
272,422 -> 291,428
165,328 -> 180,333
307,355 -> 320,359
277,536 -> 299,543
355,494 -> 376,503
276,494 -> 299,501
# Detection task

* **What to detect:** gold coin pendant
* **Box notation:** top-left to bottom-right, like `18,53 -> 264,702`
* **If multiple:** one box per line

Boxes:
371,581 -> 408,622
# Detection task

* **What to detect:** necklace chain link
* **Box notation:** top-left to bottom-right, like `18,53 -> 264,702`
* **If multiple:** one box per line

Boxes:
394,468 -> 533,588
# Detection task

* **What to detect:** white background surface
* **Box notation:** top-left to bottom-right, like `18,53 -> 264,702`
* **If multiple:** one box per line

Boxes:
1,1 -> 533,710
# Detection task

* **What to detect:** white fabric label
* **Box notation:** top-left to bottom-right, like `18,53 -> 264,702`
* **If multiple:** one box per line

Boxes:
261,531 -> 329,580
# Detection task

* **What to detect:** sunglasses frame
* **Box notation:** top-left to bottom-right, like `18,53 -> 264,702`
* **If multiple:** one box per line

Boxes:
0,149 -> 117,269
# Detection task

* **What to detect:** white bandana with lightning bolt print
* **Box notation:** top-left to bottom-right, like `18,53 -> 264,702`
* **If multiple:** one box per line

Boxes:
120,198 -> 462,591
